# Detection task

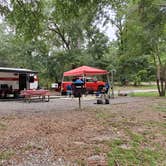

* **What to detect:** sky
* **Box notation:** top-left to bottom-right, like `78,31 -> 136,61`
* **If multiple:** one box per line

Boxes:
99,22 -> 117,41
96,8 -> 117,41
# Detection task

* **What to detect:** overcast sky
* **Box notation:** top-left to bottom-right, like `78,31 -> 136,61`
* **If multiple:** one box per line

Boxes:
99,22 -> 117,41
96,8 -> 117,41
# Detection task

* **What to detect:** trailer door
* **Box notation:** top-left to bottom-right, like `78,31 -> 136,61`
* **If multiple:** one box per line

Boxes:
19,74 -> 27,90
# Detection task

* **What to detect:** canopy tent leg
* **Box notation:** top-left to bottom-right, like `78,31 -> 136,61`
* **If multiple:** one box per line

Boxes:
60,75 -> 64,96
110,71 -> 115,98
82,74 -> 87,95
106,73 -> 112,98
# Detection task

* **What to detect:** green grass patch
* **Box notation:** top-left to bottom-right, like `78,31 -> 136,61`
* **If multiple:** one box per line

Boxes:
115,84 -> 157,90
96,111 -> 109,120
130,91 -> 159,97
126,130 -> 145,147
21,143 -> 43,152
144,121 -> 166,133
94,145 -> 102,154
107,138 -> 166,166
155,104 -> 166,113
75,159 -> 86,166
0,122 -> 7,130
151,121 -> 166,128
0,150 -> 14,161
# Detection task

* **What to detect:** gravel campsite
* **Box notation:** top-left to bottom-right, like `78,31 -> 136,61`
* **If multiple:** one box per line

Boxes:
0,96 -> 166,165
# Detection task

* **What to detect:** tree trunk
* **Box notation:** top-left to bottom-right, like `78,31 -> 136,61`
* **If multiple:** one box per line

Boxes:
156,65 -> 166,96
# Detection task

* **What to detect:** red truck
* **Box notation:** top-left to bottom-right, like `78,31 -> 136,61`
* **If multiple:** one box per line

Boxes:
61,77 -> 106,95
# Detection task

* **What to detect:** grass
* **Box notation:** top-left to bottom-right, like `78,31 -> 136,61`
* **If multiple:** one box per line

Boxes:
144,120 -> 166,137
76,159 -> 86,166
152,121 -> 166,128
0,122 -> 7,130
112,84 -> 162,97
107,136 -> 166,166
0,150 -> 14,161
96,112 -> 109,119
125,129 -> 145,147
115,84 -> 157,91
129,91 -> 159,97
155,103 -> 166,113
22,144 -> 40,152
94,145 -> 102,154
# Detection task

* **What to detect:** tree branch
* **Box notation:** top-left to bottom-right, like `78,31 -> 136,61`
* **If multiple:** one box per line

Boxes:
48,22 -> 70,50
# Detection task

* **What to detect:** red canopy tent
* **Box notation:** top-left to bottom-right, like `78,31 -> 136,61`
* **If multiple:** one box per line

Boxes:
62,66 -> 112,97
63,66 -> 108,76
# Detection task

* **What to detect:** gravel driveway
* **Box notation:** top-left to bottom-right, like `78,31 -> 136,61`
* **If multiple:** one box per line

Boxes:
0,96 -> 145,116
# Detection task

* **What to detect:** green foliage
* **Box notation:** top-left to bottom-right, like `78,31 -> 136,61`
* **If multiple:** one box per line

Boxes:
87,30 -> 109,68
0,23 -> 14,67
132,74 -> 141,86
125,0 -> 166,95
7,0 -> 45,40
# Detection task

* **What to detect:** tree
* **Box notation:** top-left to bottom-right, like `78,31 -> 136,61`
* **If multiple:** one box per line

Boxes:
86,29 -> 109,68
0,22 -> 16,67
126,0 -> 166,95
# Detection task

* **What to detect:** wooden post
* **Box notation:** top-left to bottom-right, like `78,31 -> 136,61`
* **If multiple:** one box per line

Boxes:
79,96 -> 81,109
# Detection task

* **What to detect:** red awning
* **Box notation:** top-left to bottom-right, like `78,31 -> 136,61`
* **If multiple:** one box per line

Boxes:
63,66 -> 108,76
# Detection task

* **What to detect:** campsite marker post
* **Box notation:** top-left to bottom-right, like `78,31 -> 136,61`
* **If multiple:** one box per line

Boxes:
79,97 -> 81,109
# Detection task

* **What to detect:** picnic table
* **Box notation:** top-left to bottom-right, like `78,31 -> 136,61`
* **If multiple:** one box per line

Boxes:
20,89 -> 50,102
